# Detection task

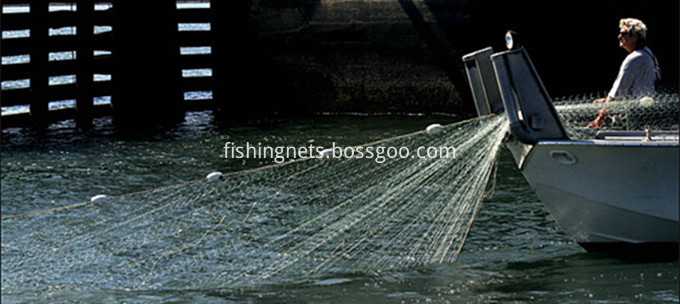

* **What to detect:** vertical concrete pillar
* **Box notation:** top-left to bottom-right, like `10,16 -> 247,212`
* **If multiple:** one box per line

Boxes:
111,1 -> 183,131
76,0 -> 94,130
211,1 -> 295,125
29,1 -> 49,131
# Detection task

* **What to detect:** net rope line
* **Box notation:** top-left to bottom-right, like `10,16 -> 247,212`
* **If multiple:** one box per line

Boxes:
227,115 -> 509,286
438,147 -> 502,263
138,214 -> 228,289
1,114 -> 496,223
137,162 -> 329,290
5,89 -> 675,223
3,91 -> 676,294
227,115 -> 504,281
3,112 -> 509,292
403,121 -> 502,264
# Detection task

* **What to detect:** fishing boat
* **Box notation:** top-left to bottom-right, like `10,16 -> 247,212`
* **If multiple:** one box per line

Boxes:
462,39 -> 679,255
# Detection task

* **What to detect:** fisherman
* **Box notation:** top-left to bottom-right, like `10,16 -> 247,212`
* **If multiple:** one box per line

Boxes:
588,18 -> 660,128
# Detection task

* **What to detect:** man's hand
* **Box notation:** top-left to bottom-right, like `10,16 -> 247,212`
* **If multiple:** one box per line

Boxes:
593,96 -> 614,103
588,98 -> 610,128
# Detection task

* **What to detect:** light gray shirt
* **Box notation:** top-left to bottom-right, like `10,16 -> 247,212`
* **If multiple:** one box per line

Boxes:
608,46 -> 658,99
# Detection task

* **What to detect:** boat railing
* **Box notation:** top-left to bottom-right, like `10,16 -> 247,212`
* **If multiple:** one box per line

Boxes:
462,47 -> 504,117
462,46 -> 679,143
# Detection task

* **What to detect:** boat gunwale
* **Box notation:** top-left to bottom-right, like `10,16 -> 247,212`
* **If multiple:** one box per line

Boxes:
536,139 -> 679,147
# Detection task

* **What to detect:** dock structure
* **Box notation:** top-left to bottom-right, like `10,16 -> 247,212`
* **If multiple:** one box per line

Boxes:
1,0 -> 216,131
2,0 -> 677,132
1,0 -> 473,132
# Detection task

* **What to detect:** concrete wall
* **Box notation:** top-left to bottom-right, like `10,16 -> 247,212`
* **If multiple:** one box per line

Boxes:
231,0 -> 678,117
240,0 -> 472,115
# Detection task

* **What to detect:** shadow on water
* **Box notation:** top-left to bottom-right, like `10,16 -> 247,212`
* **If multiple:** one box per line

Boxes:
397,0 -> 472,106
481,252 -> 679,301
506,252 -> 679,275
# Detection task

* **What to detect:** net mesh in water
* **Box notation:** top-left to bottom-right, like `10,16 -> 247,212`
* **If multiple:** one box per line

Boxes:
2,115 -> 508,293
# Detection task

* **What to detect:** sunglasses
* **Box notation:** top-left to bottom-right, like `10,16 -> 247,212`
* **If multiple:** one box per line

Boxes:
619,31 -> 631,36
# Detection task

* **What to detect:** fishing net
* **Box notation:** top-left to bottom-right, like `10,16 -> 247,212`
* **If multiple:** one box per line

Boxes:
554,89 -> 679,139
2,115 -> 508,294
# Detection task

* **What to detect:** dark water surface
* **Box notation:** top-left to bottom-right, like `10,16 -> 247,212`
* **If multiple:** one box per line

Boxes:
2,112 -> 677,303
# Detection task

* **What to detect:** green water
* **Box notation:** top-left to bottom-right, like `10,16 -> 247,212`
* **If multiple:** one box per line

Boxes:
1,112 -> 677,303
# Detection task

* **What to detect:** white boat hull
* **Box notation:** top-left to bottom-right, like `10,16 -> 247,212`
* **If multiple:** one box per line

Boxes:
513,140 -> 679,250
462,45 -> 679,255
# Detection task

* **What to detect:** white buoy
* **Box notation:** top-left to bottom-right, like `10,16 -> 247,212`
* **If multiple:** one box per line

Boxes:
90,194 -> 108,204
426,124 -> 442,134
639,96 -> 654,107
318,148 -> 335,159
206,171 -> 223,181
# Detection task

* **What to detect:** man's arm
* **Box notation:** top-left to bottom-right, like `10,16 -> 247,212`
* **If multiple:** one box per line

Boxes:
607,54 -> 642,99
